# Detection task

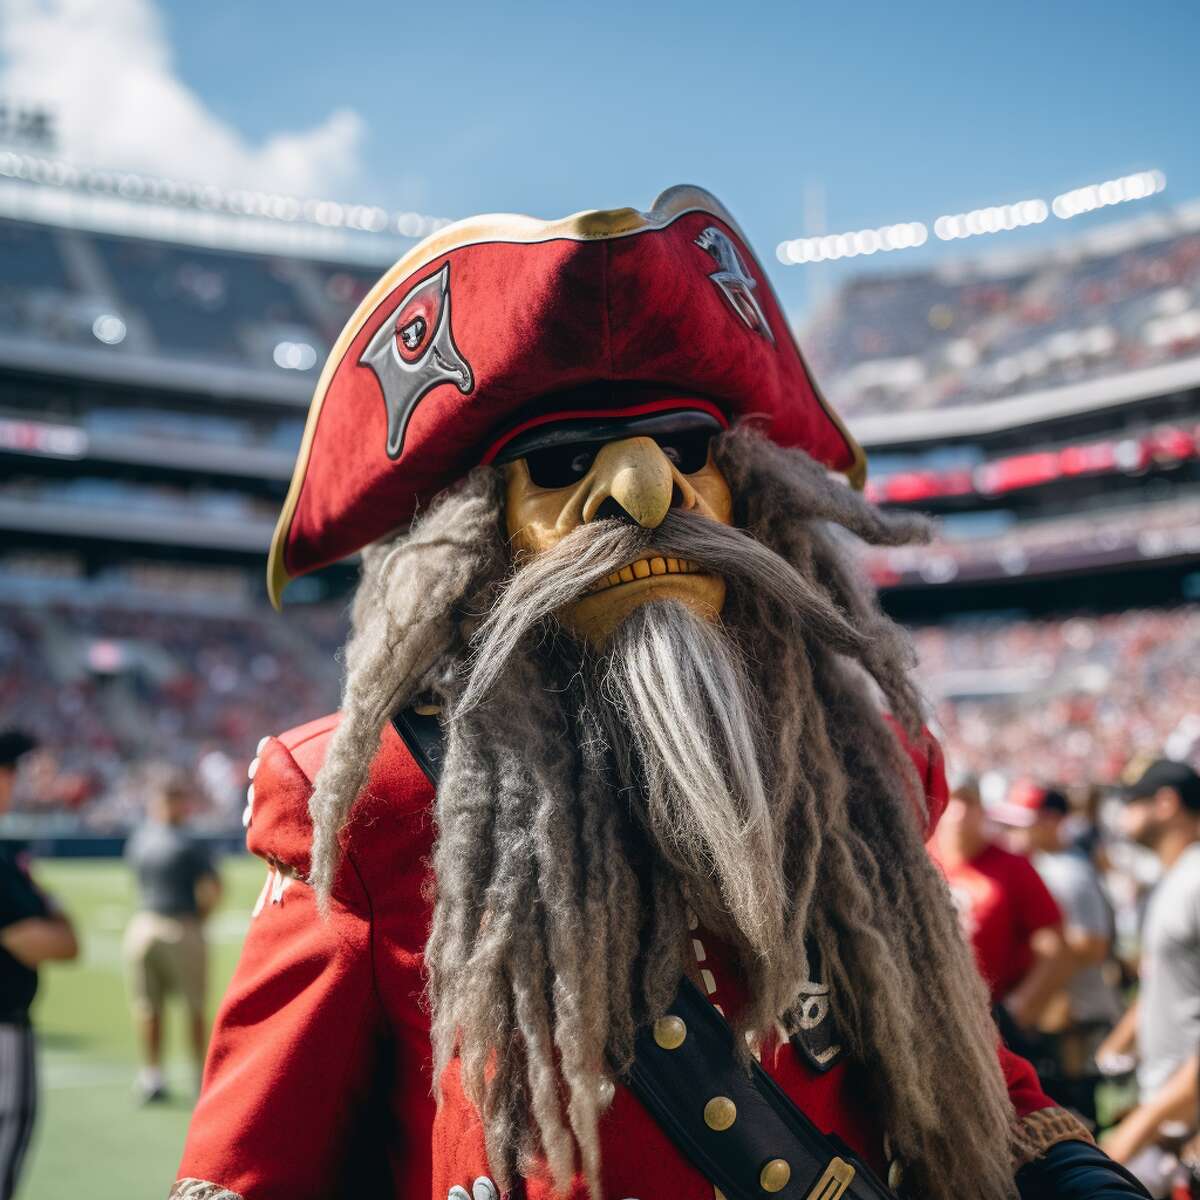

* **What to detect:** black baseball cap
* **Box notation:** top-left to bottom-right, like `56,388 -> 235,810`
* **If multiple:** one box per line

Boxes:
1124,759 -> 1200,811
0,730 -> 36,769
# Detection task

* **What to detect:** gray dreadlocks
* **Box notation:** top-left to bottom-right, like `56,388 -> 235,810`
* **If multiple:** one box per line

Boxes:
307,424 -> 1018,1200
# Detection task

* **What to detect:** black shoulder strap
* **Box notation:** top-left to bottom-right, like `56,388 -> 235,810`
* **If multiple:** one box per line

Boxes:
391,705 -> 446,784
626,977 -> 898,1200
389,706 -> 898,1200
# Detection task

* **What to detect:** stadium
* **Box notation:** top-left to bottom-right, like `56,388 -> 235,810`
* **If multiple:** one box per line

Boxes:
2,143 -> 1199,1199
2,152 -> 1197,827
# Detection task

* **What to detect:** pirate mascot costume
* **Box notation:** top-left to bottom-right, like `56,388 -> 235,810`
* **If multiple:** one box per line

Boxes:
173,187 -> 1147,1200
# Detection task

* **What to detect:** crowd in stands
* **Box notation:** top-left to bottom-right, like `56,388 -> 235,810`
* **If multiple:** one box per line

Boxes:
914,607 -> 1200,789
2,595 -> 1196,838
806,216 -> 1200,416
0,597 -> 342,830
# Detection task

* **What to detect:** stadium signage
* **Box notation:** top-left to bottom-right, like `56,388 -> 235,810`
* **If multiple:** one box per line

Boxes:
0,417 -> 87,459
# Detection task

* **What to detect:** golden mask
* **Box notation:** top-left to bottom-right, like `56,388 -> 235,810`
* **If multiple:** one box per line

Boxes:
503,416 -> 733,643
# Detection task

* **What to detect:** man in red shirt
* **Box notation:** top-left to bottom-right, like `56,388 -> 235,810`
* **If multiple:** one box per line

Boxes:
932,775 -> 1071,1028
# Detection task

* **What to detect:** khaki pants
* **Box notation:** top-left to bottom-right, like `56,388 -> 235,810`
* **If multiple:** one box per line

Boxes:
123,912 -> 207,1017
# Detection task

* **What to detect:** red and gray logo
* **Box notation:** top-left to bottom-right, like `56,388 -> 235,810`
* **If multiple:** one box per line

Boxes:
695,226 -> 775,345
359,263 -> 474,460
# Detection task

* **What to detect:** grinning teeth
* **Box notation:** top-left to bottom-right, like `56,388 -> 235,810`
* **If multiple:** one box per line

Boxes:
585,554 -> 705,595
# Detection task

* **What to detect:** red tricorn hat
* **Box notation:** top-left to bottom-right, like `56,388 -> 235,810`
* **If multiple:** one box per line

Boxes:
268,184 -> 866,606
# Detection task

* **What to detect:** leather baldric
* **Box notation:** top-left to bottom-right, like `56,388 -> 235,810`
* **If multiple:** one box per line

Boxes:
391,704 -> 902,1200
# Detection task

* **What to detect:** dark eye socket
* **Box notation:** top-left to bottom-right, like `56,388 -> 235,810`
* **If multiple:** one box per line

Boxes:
522,431 -> 712,489
654,430 -> 711,474
524,444 -> 599,488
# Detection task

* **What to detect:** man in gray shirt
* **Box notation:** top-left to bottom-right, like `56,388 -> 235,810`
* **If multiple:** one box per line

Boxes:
123,768 -> 221,1103
998,784 -> 1121,1028
1098,759 -> 1200,1177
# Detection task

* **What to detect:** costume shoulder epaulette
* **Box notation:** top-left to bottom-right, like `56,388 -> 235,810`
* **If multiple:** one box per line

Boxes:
241,711 -> 438,887
242,712 -> 342,880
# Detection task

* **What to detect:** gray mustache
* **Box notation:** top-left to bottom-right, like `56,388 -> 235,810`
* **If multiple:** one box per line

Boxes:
458,510 -> 863,716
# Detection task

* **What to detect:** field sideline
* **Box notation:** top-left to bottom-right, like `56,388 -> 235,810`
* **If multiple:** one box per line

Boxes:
20,854 -> 266,1199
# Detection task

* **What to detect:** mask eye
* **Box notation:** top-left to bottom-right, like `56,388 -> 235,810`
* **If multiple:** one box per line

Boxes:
654,430 -> 712,474
524,443 -> 599,488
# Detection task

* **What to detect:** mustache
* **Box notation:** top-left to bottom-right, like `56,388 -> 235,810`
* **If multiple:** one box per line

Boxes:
456,509 -> 864,714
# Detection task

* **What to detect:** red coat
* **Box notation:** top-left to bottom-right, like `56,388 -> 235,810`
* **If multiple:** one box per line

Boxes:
176,715 -> 1056,1200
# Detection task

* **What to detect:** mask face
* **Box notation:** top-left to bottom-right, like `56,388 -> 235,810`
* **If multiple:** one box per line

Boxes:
504,427 -> 733,643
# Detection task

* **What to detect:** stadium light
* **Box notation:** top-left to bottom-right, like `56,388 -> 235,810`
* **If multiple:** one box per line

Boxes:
1052,170 -> 1166,220
776,221 -> 927,265
933,199 -> 1048,241
0,148 -> 453,242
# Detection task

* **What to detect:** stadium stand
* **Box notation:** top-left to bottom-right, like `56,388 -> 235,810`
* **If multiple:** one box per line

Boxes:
806,203 -> 1200,417
914,607 -> 1200,788
0,162 -> 1198,833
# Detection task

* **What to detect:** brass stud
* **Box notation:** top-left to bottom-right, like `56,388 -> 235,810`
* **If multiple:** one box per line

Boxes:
653,1015 -> 687,1050
703,1096 -> 737,1131
760,1158 -> 791,1193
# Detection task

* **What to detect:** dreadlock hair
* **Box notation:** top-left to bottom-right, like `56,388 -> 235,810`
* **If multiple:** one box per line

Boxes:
307,423 -> 1019,1200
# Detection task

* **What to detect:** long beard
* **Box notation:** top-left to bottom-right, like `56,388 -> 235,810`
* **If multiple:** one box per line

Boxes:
314,430 -> 1018,1200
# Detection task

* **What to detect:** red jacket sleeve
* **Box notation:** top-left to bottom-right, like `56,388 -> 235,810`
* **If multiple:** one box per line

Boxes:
999,1042 -> 1056,1119
176,729 -> 384,1200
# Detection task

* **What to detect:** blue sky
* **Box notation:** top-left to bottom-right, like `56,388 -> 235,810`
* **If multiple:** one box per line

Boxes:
4,0 -> 1198,315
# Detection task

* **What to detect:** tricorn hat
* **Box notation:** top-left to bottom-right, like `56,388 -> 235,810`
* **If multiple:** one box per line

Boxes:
268,184 -> 865,606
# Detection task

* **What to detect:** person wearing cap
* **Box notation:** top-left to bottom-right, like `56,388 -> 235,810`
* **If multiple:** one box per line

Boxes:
174,187 -> 1146,1200
930,776 -> 1073,1036
0,730 -> 78,1199
1096,760 -> 1200,1175
996,782 -> 1122,1123
998,784 -> 1119,1029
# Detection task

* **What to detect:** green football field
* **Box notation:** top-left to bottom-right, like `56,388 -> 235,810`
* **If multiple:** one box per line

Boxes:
19,854 -> 266,1200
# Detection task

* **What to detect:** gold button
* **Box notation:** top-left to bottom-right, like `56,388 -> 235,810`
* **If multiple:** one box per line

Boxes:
760,1158 -> 791,1193
653,1015 -> 686,1050
888,1160 -> 904,1190
703,1096 -> 737,1131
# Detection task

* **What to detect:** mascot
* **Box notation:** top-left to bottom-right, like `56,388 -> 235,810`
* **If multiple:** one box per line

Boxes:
173,187 -> 1145,1200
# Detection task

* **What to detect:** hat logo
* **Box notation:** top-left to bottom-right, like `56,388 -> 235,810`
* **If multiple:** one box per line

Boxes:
359,263 -> 475,460
695,225 -> 775,345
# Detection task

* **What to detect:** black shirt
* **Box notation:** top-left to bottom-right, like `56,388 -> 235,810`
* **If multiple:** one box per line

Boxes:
0,841 -> 50,1020
125,823 -> 214,917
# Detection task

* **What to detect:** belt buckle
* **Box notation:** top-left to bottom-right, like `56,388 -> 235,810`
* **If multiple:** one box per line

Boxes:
806,1156 -> 856,1200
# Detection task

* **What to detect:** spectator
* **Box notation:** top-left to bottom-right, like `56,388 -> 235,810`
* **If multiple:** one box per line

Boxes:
996,782 -> 1122,1029
1099,760 -> 1200,1178
930,776 -> 1072,1036
0,730 -> 79,1200
123,768 -> 221,1104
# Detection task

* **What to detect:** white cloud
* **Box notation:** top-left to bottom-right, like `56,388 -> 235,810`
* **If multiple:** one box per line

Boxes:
0,0 -> 365,195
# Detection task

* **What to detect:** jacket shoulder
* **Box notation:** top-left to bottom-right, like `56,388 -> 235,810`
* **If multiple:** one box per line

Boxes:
881,715 -> 950,840
244,711 -> 436,882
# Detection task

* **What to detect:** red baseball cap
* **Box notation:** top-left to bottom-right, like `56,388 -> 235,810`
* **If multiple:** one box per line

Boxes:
267,184 -> 866,606
991,781 -> 1070,828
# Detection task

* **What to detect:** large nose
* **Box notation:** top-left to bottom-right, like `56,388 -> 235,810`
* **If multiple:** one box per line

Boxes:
581,436 -> 675,529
